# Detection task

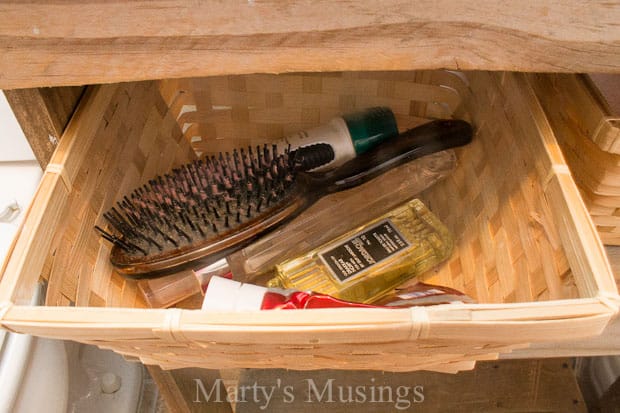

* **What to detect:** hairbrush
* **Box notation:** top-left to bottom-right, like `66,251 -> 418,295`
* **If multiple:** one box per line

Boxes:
97,119 -> 472,278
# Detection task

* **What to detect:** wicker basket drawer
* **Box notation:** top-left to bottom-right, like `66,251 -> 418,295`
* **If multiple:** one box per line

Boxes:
0,71 -> 617,373
528,73 -> 620,246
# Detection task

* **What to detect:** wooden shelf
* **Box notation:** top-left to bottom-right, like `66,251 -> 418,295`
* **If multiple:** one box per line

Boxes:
1,0 -> 619,89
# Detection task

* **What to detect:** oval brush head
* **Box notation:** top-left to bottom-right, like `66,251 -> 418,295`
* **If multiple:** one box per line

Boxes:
99,119 -> 473,278
100,144 -> 304,277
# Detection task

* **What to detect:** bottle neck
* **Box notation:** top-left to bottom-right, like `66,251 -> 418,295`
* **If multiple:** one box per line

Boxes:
195,258 -> 234,292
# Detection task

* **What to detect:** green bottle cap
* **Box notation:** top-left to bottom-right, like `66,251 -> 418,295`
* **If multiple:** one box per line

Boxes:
342,107 -> 398,154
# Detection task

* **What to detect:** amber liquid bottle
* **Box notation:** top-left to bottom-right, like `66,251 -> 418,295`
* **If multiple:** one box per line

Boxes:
268,199 -> 453,303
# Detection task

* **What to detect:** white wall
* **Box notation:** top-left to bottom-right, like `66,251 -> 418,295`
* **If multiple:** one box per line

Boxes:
0,93 -> 36,162
0,92 -> 43,267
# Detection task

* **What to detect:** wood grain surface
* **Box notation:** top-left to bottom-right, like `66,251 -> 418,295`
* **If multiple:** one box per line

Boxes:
0,1 -> 619,88
3,87 -> 84,168
231,359 -> 585,412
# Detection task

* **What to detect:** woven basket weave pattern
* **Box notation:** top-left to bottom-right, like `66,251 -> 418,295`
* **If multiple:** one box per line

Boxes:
529,73 -> 620,245
159,71 -> 460,157
0,71 -> 615,372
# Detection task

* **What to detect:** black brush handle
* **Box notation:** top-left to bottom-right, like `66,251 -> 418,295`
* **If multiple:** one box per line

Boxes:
301,119 -> 473,193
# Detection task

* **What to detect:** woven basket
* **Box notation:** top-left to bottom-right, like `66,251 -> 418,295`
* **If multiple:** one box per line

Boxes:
528,73 -> 620,245
0,71 -> 617,373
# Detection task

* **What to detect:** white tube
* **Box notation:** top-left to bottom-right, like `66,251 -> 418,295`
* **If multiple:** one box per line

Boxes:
277,117 -> 356,171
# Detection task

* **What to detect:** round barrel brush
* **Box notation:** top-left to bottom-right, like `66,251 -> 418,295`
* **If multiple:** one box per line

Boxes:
97,119 -> 472,278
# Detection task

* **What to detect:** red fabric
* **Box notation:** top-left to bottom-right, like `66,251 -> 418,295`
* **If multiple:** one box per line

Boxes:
261,291 -> 377,310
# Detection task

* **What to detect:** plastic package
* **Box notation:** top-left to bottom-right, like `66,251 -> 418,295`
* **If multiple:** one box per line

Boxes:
137,150 -> 457,308
202,276 -> 474,311
227,149 -> 458,283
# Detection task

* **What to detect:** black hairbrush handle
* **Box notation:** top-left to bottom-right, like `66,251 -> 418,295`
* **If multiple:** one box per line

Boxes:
302,119 -> 473,193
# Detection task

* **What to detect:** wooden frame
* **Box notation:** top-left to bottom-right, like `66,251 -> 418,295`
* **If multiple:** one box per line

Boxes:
3,87 -> 84,168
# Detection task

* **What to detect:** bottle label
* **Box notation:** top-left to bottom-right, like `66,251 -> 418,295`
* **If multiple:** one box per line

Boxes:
318,219 -> 410,283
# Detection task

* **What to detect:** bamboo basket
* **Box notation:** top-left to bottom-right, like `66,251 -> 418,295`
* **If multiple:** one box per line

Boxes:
528,73 -> 620,245
0,71 -> 617,373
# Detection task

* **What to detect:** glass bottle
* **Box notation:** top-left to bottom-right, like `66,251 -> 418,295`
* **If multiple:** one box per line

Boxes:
267,199 -> 453,303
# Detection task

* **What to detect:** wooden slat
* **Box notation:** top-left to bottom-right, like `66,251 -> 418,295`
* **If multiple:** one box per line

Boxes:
504,246 -> 620,359
0,1 -> 619,88
233,359 -> 585,412
146,366 -> 192,413
167,368 -> 233,413
3,87 -> 84,168
502,316 -> 620,359
0,300 -> 612,344
0,173 -> 68,304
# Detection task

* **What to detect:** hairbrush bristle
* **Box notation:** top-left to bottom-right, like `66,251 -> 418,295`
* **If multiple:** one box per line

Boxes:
103,144 -> 296,258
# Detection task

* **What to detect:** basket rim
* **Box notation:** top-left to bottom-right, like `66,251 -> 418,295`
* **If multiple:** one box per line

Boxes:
0,295 -> 616,347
